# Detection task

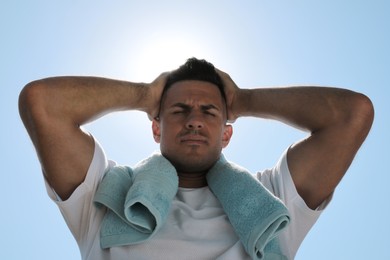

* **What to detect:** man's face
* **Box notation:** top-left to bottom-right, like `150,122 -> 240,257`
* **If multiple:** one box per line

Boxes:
152,80 -> 233,173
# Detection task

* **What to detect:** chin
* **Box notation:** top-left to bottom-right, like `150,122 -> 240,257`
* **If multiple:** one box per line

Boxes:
163,153 -> 218,173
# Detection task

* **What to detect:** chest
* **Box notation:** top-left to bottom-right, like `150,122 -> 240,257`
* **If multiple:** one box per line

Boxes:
92,188 -> 251,260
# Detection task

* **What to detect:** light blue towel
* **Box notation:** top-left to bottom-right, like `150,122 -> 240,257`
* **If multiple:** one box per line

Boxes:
94,153 -> 178,248
94,153 -> 289,259
207,155 -> 290,260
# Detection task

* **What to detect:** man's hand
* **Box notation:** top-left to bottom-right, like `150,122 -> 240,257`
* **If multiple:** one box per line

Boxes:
145,72 -> 169,120
216,69 -> 245,123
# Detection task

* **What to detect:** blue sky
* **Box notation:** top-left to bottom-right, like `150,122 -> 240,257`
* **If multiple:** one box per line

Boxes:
2,1 -> 389,259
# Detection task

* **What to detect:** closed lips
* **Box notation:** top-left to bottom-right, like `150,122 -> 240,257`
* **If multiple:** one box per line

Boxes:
180,135 -> 207,143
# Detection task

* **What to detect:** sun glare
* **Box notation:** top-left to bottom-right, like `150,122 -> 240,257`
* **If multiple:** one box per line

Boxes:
133,36 -> 211,81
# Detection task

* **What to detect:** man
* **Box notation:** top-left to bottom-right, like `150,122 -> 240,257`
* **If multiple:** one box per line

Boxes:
19,58 -> 373,259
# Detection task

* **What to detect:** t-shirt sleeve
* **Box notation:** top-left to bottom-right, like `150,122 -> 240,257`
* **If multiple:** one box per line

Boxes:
257,148 -> 332,259
44,137 -> 115,249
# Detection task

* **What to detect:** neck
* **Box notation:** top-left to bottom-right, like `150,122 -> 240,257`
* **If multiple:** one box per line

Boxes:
178,171 -> 208,188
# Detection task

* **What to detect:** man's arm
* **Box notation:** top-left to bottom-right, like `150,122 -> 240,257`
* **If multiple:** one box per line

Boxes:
218,70 -> 374,209
19,74 -> 167,200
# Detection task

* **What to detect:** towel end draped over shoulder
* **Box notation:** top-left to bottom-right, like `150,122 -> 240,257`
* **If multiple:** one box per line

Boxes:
207,155 -> 290,259
93,153 -> 179,248
93,153 -> 290,260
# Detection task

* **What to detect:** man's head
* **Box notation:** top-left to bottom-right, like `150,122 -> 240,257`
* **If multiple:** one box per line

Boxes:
159,57 -> 227,117
152,58 -> 233,174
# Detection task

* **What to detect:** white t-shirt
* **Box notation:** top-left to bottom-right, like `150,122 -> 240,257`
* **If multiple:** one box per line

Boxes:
46,139 -> 330,260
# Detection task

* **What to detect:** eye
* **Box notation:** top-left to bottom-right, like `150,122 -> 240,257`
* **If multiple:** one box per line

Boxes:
172,110 -> 186,115
204,111 -> 216,117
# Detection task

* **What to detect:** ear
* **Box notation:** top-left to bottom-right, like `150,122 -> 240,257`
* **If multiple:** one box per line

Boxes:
222,124 -> 233,148
152,119 -> 161,143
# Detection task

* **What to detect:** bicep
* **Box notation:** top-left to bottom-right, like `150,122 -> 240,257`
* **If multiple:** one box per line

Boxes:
19,81 -> 95,200
287,126 -> 365,209
285,91 -> 373,209
32,120 -> 94,200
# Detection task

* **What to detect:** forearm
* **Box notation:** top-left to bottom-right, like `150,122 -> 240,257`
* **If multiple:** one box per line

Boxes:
234,86 -> 370,133
20,76 -> 150,127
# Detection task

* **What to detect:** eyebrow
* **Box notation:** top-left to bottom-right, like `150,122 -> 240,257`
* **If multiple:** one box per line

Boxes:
170,103 -> 221,111
170,103 -> 190,109
200,104 -> 220,111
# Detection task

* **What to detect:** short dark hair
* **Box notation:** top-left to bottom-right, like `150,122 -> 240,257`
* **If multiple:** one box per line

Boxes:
163,57 -> 226,102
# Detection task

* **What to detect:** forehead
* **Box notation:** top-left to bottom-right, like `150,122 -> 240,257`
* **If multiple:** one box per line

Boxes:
163,80 -> 224,106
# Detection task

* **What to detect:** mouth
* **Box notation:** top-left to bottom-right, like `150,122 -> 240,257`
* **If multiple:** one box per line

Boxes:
180,134 -> 208,145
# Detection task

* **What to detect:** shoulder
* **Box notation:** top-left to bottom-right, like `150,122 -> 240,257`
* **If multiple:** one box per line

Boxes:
46,136 -> 115,203
256,149 -> 332,259
256,148 -> 291,198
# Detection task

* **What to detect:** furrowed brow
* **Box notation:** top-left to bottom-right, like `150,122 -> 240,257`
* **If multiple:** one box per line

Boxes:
201,104 -> 220,111
170,103 -> 191,110
169,103 -> 221,113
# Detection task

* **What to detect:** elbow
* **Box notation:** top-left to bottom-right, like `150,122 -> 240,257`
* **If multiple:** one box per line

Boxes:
18,80 -> 48,128
353,92 -> 374,127
346,92 -> 374,139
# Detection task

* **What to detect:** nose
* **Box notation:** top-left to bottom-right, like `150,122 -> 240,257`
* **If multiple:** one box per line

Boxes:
185,112 -> 204,129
